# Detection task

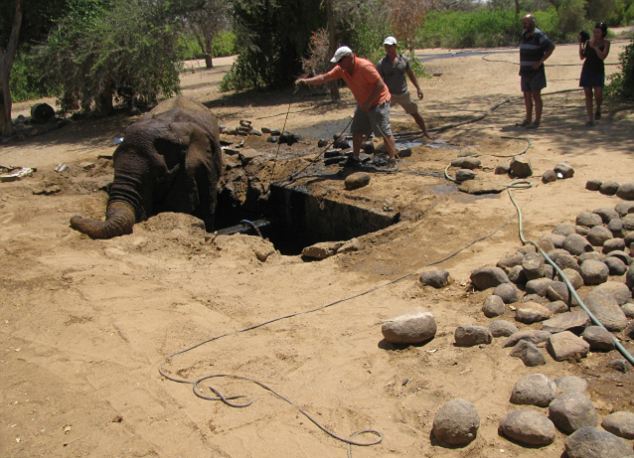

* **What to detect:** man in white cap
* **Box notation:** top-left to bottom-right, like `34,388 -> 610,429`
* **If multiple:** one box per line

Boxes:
296,46 -> 399,167
377,36 -> 431,139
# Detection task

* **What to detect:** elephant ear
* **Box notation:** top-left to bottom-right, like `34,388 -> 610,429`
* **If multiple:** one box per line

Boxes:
151,121 -> 197,171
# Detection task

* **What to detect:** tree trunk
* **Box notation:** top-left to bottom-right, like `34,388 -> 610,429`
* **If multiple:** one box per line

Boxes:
325,0 -> 340,101
0,0 -> 23,137
203,33 -> 214,69
515,0 -> 520,15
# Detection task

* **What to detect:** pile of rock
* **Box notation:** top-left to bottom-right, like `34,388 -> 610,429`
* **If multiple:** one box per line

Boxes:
586,180 -> 634,200
542,163 -> 575,184
498,373 -> 634,456
222,120 -> 263,137
468,202 -> 634,367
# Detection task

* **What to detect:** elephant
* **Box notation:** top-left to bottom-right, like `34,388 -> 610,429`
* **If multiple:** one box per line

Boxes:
70,97 -> 223,239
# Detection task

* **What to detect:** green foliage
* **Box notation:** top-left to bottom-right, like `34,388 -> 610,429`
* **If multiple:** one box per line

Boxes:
180,31 -> 237,60
416,9 -> 520,48
557,0 -> 589,37
8,51 -> 55,102
37,0 -> 183,113
607,38 -> 634,100
221,0 -> 325,91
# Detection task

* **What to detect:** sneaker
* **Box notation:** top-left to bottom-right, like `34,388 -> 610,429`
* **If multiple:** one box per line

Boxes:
527,121 -> 540,129
344,156 -> 361,168
516,119 -> 531,127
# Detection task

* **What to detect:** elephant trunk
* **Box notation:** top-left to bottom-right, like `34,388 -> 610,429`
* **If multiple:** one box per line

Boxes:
70,200 -> 136,239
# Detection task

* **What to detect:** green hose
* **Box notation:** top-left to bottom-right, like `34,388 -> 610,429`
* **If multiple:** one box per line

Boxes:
507,188 -> 634,365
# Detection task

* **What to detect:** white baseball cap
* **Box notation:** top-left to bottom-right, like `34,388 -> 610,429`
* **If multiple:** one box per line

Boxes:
383,36 -> 398,46
330,46 -> 353,63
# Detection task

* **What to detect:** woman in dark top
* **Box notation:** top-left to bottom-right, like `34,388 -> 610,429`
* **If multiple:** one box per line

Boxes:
579,22 -> 610,126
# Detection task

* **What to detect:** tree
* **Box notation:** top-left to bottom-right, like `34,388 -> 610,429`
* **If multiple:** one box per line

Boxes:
186,0 -> 231,69
1,0 -> 68,135
389,0 -> 431,54
38,0 -> 183,115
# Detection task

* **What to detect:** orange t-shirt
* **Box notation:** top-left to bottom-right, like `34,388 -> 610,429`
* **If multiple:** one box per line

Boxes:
323,56 -> 391,107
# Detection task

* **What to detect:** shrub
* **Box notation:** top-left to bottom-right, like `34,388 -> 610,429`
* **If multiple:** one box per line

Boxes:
607,38 -> 634,100
180,31 -> 237,60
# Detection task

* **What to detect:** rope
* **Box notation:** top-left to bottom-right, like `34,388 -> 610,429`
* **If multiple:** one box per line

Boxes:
239,219 -> 263,238
158,224 -> 504,452
481,55 -> 619,67
506,188 -> 634,365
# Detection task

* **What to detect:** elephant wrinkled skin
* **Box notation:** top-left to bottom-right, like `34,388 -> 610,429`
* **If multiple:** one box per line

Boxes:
70,97 -> 223,239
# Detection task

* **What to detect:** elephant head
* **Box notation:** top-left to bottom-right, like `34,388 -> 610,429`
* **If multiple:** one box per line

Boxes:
70,97 -> 222,239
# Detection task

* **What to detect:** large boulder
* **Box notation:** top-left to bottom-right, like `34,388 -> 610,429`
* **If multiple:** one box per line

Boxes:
564,234 -> 593,256
555,376 -> 588,395
584,292 -> 628,331
515,302 -> 553,324
482,295 -> 506,318
344,172 -> 371,190
580,260 -> 609,286
419,269 -> 451,288
581,326 -> 615,352
590,282 -> 632,305
541,310 -> 589,333
381,311 -> 437,345
616,182 -> 634,200
489,319 -> 518,338
576,212 -> 603,228
431,399 -> 480,447
509,156 -> 532,178
601,411 -> 634,440
586,226 -> 613,246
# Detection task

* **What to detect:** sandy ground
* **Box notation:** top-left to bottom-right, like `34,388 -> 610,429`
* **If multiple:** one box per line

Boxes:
1,42 -> 634,458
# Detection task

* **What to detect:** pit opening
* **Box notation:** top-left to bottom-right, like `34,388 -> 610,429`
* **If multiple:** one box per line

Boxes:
214,183 -> 400,256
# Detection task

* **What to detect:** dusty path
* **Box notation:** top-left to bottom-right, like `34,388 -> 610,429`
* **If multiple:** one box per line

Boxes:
1,43 -> 633,457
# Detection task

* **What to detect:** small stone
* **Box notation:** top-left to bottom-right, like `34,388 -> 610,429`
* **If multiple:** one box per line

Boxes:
607,219 -> 624,237
546,300 -> 569,314
578,251 -> 605,263
344,172 -> 370,190
489,319 -> 518,337
623,214 -> 634,231
622,302 -> 634,318
337,238 -> 361,253
547,331 -> 590,361
585,291 -> 628,331
561,268 -> 584,289
577,225 -> 590,236
541,311 -> 589,333
548,249 -> 580,271
586,179 -> 602,191
599,181 -> 619,196
494,283 -> 520,304
564,234 -> 593,255
509,156 -> 533,178
548,233 -> 567,248
554,223 -> 577,236
546,281 -> 570,303
554,163 -> 574,178
555,376 -> 588,395
616,182 -> 634,200
592,281 -> 632,305
593,207 -> 619,223
542,263 -> 555,279
580,260 -> 609,286
525,278 -> 553,296
611,249 -> 632,265
576,212 -> 603,228
470,266 -> 510,290
419,269 -> 451,288
455,169 -> 476,182
609,359 -> 630,373
515,302 -> 553,323
537,236 -> 556,253
482,295 -> 506,318
498,410 -> 556,447
507,265 -> 526,286
549,393 -> 598,434
454,325 -> 492,347
628,265 -> 634,290
615,201 -> 634,216
510,340 -> 546,366
522,253 -> 545,280
450,157 -> 481,170
602,411 -> 634,439
431,399 -> 480,447
510,373 -> 556,406
604,256 -> 627,275
495,165 -> 509,175
565,426 -> 634,458
581,326 -> 615,352
301,241 -> 343,260
603,237 -> 625,253
497,252 -> 524,271
587,226 -> 613,246
254,247 -> 275,262
523,293 -> 549,304
542,170 -> 557,184
503,330 -> 552,348
381,311 -> 437,345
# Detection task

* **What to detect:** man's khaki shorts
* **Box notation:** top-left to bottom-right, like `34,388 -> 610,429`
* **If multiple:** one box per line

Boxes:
391,92 -> 419,115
